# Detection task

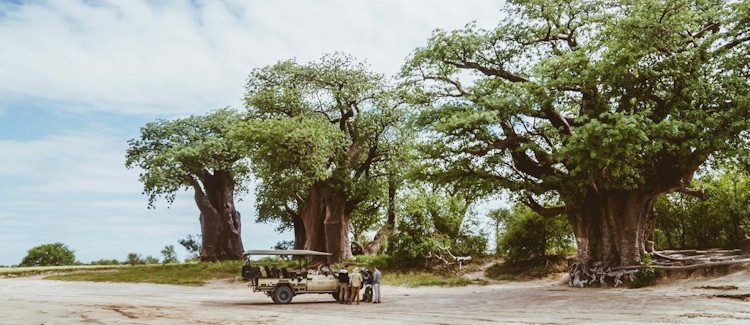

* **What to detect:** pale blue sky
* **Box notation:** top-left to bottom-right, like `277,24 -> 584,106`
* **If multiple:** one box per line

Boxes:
0,0 -> 506,265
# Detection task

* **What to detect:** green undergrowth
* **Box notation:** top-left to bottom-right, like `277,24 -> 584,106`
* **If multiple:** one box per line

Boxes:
629,253 -> 663,288
44,261 -> 244,286
486,255 -> 569,281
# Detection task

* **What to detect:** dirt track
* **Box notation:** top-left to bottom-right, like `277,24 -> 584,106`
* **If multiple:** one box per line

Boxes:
2,269 -> 750,325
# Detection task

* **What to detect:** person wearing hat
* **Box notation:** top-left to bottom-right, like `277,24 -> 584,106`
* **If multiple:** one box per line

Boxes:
348,267 -> 363,305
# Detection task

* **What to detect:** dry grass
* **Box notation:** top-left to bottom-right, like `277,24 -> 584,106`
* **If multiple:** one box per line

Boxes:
44,262 -> 244,286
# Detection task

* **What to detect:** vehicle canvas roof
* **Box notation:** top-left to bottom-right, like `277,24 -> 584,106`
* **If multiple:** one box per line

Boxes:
242,249 -> 332,256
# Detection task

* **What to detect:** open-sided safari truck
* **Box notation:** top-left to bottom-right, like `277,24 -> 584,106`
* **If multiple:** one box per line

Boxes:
241,249 -> 340,304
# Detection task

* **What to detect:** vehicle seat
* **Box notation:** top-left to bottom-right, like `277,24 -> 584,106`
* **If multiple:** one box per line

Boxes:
261,266 -> 271,278
271,268 -> 281,278
281,267 -> 290,278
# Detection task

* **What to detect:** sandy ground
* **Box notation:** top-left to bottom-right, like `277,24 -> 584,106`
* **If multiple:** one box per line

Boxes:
2,269 -> 750,325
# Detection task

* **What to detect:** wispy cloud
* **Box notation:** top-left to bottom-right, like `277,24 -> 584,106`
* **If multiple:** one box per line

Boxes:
0,128 -> 140,194
0,0 -> 504,115
0,0 -> 507,265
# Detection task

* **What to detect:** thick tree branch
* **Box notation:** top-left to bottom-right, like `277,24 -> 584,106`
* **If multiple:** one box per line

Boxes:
673,187 -> 707,200
444,59 -> 530,83
542,103 -> 573,135
354,144 -> 379,178
524,196 -> 568,217
692,22 -> 721,39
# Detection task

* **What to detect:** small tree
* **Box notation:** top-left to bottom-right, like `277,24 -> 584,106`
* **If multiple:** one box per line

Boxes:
126,253 -> 144,265
20,243 -> 76,266
161,245 -> 179,264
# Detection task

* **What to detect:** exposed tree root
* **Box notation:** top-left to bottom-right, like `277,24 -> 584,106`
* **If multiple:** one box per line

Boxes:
568,249 -> 750,287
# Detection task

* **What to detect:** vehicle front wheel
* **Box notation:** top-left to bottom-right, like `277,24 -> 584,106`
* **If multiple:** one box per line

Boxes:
272,286 -> 294,304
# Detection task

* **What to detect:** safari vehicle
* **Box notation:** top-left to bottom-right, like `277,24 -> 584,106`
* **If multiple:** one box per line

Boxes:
241,249 -> 340,304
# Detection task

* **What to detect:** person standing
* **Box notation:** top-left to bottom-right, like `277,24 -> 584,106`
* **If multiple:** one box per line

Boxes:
372,265 -> 382,303
338,268 -> 349,304
362,269 -> 373,302
348,267 -> 363,305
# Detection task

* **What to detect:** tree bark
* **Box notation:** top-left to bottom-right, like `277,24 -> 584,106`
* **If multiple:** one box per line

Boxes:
300,181 -> 354,263
362,176 -> 399,255
568,190 -> 657,267
193,170 -> 244,262
292,212 -> 306,250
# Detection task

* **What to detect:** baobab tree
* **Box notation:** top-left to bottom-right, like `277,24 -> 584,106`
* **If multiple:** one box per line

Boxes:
126,109 -> 249,261
235,54 -> 408,262
404,0 -> 750,274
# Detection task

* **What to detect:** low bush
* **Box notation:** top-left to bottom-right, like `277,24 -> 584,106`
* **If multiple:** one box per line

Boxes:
629,253 -> 663,288
20,243 -> 76,267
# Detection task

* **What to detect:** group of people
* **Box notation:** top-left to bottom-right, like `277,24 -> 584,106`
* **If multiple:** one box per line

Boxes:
337,265 -> 381,305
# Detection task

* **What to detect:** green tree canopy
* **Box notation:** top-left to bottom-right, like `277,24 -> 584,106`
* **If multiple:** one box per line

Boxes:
126,109 -> 249,261
20,242 -> 76,267
234,53 -> 409,262
403,0 -> 750,268
389,183 -> 488,269
126,109 -> 249,207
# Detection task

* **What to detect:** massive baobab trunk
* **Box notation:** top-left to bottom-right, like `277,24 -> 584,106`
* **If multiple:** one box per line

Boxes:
193,170 -> 244,261
301,181 -> 354,263
568,190 -> 657,267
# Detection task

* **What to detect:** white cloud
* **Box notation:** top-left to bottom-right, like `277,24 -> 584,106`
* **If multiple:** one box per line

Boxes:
0,0 -> 509,265
0,128 -> 141,195
0,0 -> 505,115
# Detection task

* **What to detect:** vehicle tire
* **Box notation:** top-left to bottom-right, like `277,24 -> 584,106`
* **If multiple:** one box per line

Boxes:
272,286 -> 294,304
332,290 -> 340,302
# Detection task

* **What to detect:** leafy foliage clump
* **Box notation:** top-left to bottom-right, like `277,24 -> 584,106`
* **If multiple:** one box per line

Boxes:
496,205 -> 575,264
178,234 -> 202,260
126,109 -> 250,208
161,245 -> 179,264
655,169 -> 750,250
388,185 -> 488,269
125,253 -> 159,265
629,253 -> 663,288
20,243 -> 76,267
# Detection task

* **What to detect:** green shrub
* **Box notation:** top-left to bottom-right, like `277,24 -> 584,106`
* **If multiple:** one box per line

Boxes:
20,243 -> 76,266
89,259 -> 121,265
497,204 -> 574,264
126,253 -> 160,265
161,245 -> 179,264
352,254 -> 390,270
388,186 -> 488,270
629,253 -> 663,288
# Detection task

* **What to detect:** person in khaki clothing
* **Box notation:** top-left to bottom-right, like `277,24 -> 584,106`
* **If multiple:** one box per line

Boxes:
338,268 -> 349,304
348,268 -> 363,305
